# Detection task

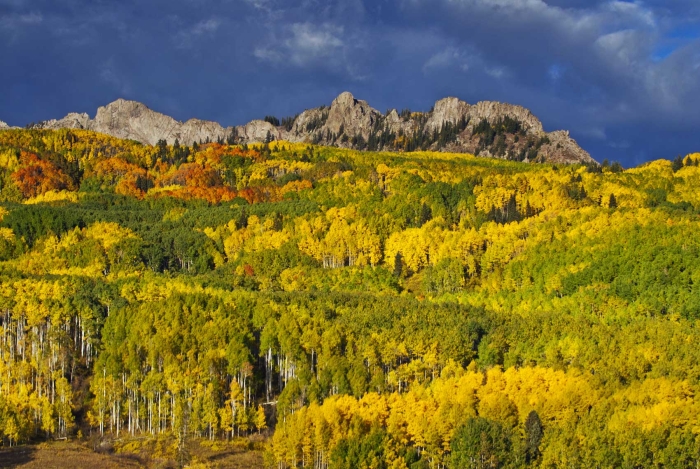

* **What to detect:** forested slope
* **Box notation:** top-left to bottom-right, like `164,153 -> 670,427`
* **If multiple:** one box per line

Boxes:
0,128 -> 699,467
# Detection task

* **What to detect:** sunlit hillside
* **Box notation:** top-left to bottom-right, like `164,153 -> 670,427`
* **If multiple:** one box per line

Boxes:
1,128 -> 700,467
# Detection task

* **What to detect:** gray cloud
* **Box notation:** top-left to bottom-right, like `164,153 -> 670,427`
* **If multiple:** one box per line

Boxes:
175,17 -> 221,49
423,47 -> 473,73
0,0 -> 698,165
391,0 -> 700,137
255,23 -> 344,66
254,21 -> 369,79
0,11 -> 42,37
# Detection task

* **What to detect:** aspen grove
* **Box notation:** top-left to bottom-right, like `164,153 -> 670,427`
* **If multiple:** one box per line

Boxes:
1,128 -> 700,466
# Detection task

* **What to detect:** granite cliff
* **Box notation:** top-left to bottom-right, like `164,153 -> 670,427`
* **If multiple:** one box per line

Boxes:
16,92 -> 595,164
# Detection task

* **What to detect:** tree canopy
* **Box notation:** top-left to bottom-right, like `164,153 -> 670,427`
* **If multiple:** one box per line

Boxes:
0,128 -> 699,466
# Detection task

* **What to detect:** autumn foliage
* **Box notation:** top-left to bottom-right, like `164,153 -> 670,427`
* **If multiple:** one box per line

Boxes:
2,128 -> 700,466
0,130 -> 320,207
11,151 -> 74,198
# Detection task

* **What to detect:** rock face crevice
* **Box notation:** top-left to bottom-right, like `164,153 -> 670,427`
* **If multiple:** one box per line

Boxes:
15,92 -> 596,164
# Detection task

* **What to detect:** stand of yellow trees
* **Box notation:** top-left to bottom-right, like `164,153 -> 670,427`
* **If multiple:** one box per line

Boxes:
0,128 -> 699,466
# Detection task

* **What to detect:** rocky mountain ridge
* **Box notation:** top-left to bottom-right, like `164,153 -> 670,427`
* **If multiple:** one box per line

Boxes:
9,92 -> 596,164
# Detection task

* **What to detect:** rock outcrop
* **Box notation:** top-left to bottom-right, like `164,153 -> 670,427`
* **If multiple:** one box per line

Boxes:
0,120 -> 21,130
237,120 -> 280,143
89,100 -> 232,146
37,112 -> 91,130
278,92 -> 594,164
30,99 -> 233,146
284,92 -> 383,146
540,130 -> 593,164
424,97 -> 470,133
324,92 -> 382,138
177,119 -> 233,147
467,101 -> 544,133
27,92 -> 596,164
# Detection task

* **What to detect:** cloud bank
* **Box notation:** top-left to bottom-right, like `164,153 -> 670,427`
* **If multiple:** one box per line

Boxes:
1,0 -> 699,165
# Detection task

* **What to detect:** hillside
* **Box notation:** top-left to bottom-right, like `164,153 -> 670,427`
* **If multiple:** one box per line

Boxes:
21,92 -> 595,164
0,127 -> 699,467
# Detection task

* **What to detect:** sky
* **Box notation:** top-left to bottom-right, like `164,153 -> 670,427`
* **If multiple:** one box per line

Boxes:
1,0 -> 699,166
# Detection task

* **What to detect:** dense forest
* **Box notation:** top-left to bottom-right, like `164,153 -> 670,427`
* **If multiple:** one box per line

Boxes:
0,128 -> 699,467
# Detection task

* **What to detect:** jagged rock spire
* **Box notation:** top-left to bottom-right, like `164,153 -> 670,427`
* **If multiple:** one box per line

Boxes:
24,91 -> 596,164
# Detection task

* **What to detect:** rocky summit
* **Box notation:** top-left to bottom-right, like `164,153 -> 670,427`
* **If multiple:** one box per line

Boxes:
31,100 -> 232,147
15,92 -> 595,164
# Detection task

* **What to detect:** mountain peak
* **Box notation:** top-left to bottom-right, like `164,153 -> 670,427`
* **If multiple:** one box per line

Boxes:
425,97 -> 470,132
96,99 -> 157,123
332,91 -> 357,107
433,96 -> 465,107
23,93 -> 596,164
105,97 -> 142,106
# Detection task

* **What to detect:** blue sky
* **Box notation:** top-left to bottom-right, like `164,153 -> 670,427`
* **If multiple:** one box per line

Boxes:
1,0 -> 699,166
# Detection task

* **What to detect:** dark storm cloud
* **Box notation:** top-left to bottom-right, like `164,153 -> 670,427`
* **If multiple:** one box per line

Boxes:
0,0 -> 698,165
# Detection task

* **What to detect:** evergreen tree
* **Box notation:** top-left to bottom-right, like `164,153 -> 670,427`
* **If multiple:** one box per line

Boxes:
525,410 -> 543,463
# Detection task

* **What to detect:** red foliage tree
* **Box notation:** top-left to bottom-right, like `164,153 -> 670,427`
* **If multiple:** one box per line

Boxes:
157,163 -> 222,188
11,152 -> 74,198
